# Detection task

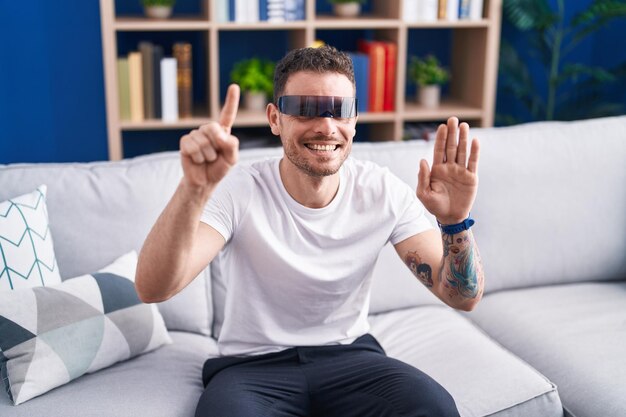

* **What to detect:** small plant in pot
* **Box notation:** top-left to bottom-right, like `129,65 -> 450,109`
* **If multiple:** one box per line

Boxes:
328,0 -> 367,18
141,0 -> 175,19
230,58 -> 275,112
408,55 -> 450,109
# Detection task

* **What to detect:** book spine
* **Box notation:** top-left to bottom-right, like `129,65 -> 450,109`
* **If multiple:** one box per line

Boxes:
160,58 -> 178,122
235,0 -> 247,22
420,0 -> 439,22
438,0 -> 448,19
382,42 -> 397,112
228,0 -> 236,21
267,0 -> 285,22
152,45 -> 163,119
358,40 -> 385,113
173,42 -> 193,119
260,0 -> 268,21
447,0 -> 459,21
347,52 -> 369,113
459,0 -> 471,19
217,0 -> 229,22
469,0 -> 484,20
128,51 -> 144,122
116,57 -> 131,121
139,41 -> 155,120
247,0 -> 259,23
402,0 -> 419,23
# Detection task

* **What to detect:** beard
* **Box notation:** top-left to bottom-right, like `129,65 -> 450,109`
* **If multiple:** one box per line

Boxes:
282,137 -> 351,177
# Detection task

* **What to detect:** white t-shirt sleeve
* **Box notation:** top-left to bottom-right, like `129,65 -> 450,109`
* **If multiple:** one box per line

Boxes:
199,166 -> 252,242
388,175 -> 434,245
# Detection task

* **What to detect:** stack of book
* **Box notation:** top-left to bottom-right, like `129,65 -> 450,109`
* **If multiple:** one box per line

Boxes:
117,41 -> 193,123
349,40 -> 397,113
216,0 -> 305,23
403,0 -> 484,22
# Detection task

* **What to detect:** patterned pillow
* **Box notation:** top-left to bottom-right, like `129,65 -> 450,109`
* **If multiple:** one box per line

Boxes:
0,251 -> 172,405
0,185 -> 62,291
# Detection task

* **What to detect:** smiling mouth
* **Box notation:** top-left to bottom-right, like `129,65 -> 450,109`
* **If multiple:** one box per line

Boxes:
305,143 -> 338,152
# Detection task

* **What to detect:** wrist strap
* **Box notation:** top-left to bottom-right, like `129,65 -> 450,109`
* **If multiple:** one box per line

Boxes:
437,215 -> 475,235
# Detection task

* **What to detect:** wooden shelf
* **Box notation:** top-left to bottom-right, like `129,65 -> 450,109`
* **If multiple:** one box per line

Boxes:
115,17 -> 210,31
100,0 -> 502,160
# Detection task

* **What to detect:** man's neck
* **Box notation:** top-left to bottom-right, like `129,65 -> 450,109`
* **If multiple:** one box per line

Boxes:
279,158 -> 340,209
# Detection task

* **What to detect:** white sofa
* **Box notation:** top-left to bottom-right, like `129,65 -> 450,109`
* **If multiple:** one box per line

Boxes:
1,116 -> 625,417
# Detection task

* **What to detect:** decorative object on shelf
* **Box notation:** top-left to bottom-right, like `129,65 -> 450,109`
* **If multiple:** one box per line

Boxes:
230,58 -> 276,111
328,0 -> 366,18
408,55 -> 450,109
141,0 -> 175,19
498,0 -> 626,124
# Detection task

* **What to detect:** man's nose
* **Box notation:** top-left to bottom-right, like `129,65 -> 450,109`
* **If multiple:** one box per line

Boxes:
313,116 -> 337,137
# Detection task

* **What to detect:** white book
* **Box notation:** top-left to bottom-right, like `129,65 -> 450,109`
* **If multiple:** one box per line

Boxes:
235,0 -> 247,22
447,0 -> 459,21
469,0 -> 484,20
247,0 -> 259,23
403,0 -> 420,22
160,58 -> 178,122
420,0 -> 438,22
216,0 -> 229,23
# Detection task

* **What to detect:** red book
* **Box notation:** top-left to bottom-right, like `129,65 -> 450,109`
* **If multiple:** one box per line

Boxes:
382,42 -> 397,112
358,40 -> 386,113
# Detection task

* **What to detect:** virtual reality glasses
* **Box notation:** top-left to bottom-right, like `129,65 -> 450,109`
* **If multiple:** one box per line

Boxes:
277,96 -> 358,119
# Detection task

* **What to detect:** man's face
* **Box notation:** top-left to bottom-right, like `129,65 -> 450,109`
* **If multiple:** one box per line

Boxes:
268,71 -> 357,178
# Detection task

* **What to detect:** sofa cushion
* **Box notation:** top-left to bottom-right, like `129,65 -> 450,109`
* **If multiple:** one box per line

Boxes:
468,282 -> 626,417
0,331 -> 217,417
469,116 -> 626,292
369,306 -> 563,417
0,153 -> 212,335
0,186 -> 61,290
0,252 -> 171,405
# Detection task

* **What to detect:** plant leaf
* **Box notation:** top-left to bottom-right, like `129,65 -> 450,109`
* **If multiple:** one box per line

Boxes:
503,0 -> 557,30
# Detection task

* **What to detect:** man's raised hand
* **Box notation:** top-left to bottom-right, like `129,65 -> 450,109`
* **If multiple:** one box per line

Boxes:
180,84 -> 241,189
417,117 -> 480,225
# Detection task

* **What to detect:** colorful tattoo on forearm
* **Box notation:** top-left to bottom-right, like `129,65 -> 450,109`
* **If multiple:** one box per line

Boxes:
404,251 -> 433,287
441,231 -> 482,299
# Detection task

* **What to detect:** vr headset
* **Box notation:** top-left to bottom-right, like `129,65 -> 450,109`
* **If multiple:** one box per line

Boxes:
277,95 -> 358,119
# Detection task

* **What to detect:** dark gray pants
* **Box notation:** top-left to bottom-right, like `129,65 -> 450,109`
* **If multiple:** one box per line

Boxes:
195,334 -> 460,417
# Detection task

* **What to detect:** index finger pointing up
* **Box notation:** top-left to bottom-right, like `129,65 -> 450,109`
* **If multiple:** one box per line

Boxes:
219,84 -> 241,134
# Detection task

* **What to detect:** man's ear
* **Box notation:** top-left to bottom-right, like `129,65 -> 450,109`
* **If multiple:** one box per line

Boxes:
267,103 -> 281,136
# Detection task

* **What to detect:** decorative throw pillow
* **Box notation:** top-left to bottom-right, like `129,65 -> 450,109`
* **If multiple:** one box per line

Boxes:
0,185 -> 62,291
0,251 -> 172,405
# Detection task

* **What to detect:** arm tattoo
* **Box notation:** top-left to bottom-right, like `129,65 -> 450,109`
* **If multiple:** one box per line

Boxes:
404,251 -> 433,287
441,231 -> 482,299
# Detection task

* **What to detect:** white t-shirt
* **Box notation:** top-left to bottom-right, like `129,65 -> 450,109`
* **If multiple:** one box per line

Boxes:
200,156 -> 432,356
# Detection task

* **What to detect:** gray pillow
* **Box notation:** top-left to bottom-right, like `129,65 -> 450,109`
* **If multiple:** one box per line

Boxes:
0,252 -> 171,405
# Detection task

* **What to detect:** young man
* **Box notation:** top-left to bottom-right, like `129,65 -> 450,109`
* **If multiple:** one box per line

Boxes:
136,46 -> 483,417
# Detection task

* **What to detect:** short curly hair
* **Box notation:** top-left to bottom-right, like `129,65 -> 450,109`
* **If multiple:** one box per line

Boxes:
273,45 -> 356,102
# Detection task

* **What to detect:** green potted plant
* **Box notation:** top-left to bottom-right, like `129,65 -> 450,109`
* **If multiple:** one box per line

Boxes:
141,0 -> 175,19
328,0 -> 367,18
230,58 -> 275,111
408,55 -> 450,109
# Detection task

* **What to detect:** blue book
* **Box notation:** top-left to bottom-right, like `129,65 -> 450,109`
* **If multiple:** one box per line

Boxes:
459,0 -> 471,19
260,0 -> 268,21
228,0 -> 236,21
347,52 -> 369,114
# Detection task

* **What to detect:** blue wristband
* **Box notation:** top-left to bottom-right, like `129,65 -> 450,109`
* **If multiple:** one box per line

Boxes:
437,215 -> 475,235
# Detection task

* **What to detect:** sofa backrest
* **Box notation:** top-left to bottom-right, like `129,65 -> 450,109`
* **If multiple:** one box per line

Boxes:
3,116 -> 623,325
469,116 -> 626,293
0,153 -> 213,335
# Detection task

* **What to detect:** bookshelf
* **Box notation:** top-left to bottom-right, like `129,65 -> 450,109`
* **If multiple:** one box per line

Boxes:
100,0 -> 501,160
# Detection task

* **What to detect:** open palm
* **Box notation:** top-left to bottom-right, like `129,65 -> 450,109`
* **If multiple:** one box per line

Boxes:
417,118 -> 480,225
